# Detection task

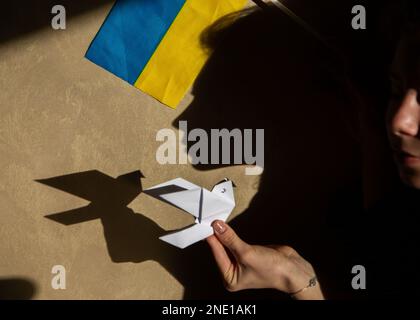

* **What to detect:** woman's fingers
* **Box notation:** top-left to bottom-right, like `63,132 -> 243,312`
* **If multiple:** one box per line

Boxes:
211,220 -> 250,259
206,235 -> 232,277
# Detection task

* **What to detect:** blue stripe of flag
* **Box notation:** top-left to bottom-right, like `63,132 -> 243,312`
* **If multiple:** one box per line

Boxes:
85,0 -> 186,85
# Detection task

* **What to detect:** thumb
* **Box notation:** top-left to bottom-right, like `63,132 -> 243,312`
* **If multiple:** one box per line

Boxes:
211,220 -> 249,258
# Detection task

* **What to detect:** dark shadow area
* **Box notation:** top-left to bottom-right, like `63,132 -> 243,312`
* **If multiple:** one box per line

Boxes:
168,0 -> 415,299
0,278 -> 36,300
1,0 -> 113,44
37,170 -> 143,225
173,3 -> 394,299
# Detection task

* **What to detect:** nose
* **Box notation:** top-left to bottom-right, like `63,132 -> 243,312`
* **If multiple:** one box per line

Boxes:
390,89 -> 420,138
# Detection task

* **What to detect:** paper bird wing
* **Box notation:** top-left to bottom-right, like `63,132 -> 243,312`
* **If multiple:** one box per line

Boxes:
146,177 -> 200,191
144,178 -> 203,218
159,223 -> 213,249
159,188 -> 202,219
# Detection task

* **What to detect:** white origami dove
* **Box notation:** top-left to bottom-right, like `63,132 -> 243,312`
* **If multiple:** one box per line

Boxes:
144,178 -> 235,249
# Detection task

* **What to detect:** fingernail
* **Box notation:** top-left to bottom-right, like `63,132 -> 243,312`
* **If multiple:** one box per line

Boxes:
212,220 -> 226,234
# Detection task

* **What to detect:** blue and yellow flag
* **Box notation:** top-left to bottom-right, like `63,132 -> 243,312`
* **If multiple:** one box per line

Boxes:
86,0 -> 247,108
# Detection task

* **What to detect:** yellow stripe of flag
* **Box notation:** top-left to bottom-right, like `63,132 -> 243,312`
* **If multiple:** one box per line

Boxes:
134,0 -> 247,108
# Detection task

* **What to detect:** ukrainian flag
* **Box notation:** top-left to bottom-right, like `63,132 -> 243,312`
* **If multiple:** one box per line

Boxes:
86,0 -> 248,108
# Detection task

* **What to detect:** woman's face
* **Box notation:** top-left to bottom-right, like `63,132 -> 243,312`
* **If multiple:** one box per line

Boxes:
387,28 -> 420,189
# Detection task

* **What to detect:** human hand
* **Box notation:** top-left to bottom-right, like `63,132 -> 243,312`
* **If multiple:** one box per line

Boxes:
206,220 -> 324,300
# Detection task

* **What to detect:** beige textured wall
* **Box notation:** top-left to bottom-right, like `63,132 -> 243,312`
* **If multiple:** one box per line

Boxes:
0,4 -> 258,299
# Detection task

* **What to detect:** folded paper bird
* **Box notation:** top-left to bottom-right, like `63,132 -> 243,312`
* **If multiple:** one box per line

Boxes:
145,178 -> 235,249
